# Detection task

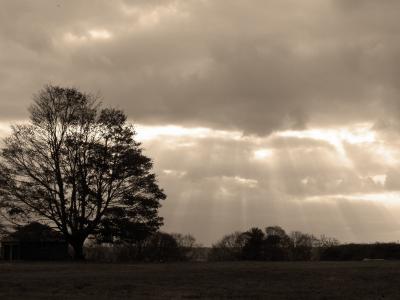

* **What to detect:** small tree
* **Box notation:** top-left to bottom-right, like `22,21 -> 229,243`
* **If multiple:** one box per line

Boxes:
141,232 -> 180,262
317,234 -> 340,248
0,85 -> 165,259
264,226 -> 291,260
171,233 -> 200,261
209,231 -> 246,261
242,227 -> 265,260
289,231 -> 317,261
313,234 -> 340,260
172,233 -> 197,249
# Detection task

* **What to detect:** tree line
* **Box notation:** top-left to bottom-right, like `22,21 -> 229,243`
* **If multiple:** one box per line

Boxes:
209,226 -> 400,262
209,226 -> 339,261
3,219 -> 400,262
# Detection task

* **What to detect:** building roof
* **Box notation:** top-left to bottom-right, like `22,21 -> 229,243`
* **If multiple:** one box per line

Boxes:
1,222 -> 65,243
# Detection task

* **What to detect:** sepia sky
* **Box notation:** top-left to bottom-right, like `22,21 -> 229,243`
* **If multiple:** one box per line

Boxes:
2,0 -> 400,245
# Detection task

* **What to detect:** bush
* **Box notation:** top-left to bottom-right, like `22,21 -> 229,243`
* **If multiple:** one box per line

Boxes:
85,232 -> 188,262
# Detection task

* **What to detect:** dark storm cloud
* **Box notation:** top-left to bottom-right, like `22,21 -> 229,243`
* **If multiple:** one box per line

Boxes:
2,0 -> 400,133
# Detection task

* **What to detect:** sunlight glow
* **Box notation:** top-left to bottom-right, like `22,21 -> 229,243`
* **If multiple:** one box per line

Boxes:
135,124 -> 243,141
253,149 -> 273,160
0,122 -> 12,138
234,176 -> 258,188
88,29 -> 112,40
163,169 -> 187,178
373,144 -> 398,164
64,29 -> 112,44
305,192 -> 400,207
276,123 -> 376,166
278,123 -> 375,152
371,174 -> 387,186
0,121 -> 28,143
136,125 -> 210,140
347,192 -> 400,206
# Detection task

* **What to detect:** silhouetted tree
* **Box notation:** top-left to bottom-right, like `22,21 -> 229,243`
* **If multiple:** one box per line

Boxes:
171,233 -> 196,248
317,234 -> 340,248
289,231 -> 317,261
265,226 -> 287,238
242,227 -> 265,260
95,206 -> 161,245
172,233 -> 199,260
0,85 -> 165,259
264,226 -> 291,260
209,231 -> 247,261
141,232 -> 180,262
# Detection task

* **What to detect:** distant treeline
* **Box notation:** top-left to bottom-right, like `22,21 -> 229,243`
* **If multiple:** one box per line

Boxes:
85,232 -> 204,263
209,226 -> 338,261
320,243 -> 400,261
3,222 -> 400,262
209,226 -> 400,262
84,225 -> 400,262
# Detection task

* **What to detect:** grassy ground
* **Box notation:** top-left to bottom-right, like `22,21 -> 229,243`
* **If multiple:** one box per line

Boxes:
0,261 -> 399,299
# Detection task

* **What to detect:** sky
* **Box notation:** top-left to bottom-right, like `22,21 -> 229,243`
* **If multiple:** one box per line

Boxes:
2,0 -> 400,245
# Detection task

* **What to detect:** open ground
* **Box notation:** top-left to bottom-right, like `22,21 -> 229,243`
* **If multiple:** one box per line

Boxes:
0,261 -> 399,299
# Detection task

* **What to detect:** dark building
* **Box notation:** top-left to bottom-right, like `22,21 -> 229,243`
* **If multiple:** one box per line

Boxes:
0,222 -> 70,261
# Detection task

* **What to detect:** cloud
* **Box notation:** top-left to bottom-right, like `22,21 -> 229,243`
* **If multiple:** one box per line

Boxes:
1,0 -> 400,134
135,123 -> 400,243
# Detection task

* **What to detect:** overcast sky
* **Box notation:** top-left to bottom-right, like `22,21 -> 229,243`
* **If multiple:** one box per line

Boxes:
2,0 -> 400,245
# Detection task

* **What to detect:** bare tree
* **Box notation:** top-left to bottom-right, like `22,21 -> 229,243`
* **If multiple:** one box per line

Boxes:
0,85 -> 165,259
172,233 -> 197,248
209,231 -> 247,261
171,233 -> 200,261
289,231 -> 317,261
317,234 -> 340,248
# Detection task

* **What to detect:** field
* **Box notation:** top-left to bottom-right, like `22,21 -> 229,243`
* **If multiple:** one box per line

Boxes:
1,261 -> 400,299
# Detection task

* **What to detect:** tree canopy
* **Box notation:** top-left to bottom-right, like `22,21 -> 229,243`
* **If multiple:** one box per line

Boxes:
210,226 -> 340,262
0,85 -> 166,259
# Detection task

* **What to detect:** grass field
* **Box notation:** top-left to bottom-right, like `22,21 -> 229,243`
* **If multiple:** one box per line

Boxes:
0,261 -> 399,299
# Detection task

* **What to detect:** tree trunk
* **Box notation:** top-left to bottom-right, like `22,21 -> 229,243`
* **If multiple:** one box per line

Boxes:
71,240 -> 85,261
